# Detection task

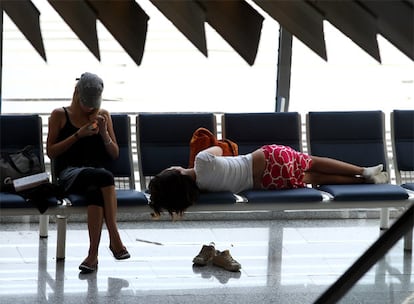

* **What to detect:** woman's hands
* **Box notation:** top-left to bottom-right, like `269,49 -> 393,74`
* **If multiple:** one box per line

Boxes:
96,114 -> 109,136
76,121 -> 100,138
77,114 -> 109,138
83,111 -> 118,158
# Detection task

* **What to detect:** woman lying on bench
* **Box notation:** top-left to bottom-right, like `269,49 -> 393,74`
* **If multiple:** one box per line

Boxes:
149,144 -> 387,217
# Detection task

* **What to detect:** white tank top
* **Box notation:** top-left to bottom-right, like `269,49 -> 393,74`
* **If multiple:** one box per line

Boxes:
194,151 -> 253,193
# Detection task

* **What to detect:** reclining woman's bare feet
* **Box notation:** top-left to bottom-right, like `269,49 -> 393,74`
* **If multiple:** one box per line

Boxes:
366,172 -> 388,184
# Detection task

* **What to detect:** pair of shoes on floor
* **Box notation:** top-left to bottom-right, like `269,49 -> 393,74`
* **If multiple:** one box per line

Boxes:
109,246 -> 131,260
192,242 -> 241,272
79,260 -> 98,274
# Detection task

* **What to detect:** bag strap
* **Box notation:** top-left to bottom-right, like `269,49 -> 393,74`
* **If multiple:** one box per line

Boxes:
220,139 -> 237,156
2,146 -> 36,174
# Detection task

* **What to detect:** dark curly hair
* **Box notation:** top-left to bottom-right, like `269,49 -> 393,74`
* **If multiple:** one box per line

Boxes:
148,169 -> 200,217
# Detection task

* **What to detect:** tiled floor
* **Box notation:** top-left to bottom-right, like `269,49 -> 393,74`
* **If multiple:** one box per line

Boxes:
0,216 -> 413,304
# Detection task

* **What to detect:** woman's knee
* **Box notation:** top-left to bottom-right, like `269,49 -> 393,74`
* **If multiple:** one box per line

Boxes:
82,168 -> 114,187
97,169 -> 115,186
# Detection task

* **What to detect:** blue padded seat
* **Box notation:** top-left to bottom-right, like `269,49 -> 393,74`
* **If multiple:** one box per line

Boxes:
67,190 -> 148,207
137,113 -> 237,204
0,192 -> 28,208
0,192 -> 60,209
62,114 -> 148,207
307,111 -> 410,202
222,112 -> 323,203
402,183 -> 414,191
319,184 -> 409,201
197,192 -> 238,205
241,188 -> 323,203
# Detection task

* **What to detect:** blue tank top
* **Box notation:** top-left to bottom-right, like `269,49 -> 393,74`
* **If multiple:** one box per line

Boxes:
54,107 -> 109,175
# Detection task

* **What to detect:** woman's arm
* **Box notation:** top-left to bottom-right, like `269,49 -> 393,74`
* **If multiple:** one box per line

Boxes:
96,110 -> 119,159
46,108 -> 78,159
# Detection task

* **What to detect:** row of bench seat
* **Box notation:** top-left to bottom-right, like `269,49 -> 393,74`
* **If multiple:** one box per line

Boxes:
1,110 -> 413,260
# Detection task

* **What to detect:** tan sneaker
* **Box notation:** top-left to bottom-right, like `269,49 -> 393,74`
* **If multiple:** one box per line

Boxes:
212,249 -> 241,272
192,242 -> 216,266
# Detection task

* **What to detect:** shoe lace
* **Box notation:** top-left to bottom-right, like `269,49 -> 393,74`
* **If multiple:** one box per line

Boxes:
222,252 -> 238,264
197,245 -> 214,259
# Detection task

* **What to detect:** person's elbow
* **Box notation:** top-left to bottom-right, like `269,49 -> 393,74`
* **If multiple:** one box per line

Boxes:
110,148 -> 120,160
46,146 -> 58,159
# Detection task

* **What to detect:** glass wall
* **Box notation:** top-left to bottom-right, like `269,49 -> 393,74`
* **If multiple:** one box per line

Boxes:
289,21 -> 413,117
2,2 -> 412,115
1,0 -> 279,114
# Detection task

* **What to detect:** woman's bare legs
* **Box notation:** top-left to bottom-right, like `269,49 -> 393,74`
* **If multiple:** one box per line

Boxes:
82,205 -> 104,267
303,156 -> 384,185
81,186 -> 128,268
308,156 -> 364,175
303,171 -> 365,185
101,185 -> 127,254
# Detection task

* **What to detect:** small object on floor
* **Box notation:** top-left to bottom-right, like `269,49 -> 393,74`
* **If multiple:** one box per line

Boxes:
212,249 -> 241,272
110,246 -> 131,260
192,242 -> 216,266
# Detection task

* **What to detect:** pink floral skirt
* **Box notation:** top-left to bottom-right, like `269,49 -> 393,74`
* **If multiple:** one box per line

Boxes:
261,145 -> 313,189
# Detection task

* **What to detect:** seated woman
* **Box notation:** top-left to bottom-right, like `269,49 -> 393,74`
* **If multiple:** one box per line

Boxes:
149,144 -> 387,217
47,72 -> 130,274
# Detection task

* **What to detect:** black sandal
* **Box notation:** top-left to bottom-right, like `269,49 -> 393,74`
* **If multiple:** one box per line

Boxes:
79,261 -> 98,273
109,246 -> 130,260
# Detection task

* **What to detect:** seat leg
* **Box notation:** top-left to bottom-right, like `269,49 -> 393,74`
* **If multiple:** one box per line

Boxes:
404,229 -> 413,251
39,214 -> 49,238
380,208 -> 389,230
56,215 -> 67,260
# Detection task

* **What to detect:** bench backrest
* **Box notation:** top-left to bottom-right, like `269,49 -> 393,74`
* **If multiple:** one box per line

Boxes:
391,110 -> 414,184
136,113 -> 216,190
222,112 -> 302,154
0,114 -> 45,170
104,114 -> 135,189
307,111 -> 388,169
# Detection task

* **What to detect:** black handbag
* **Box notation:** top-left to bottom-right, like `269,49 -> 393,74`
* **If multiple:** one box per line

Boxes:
0,145 -> 43,192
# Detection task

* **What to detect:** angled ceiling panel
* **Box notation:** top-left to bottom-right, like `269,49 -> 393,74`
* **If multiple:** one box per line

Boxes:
1,0 -> 413,67
48,0 -> 100,60
199,0 -> 264,66
309,0 -> 381,62
360,0 -> 414,60
255,0 -> 327,60
150,0 -> 208,56
2,0 -> 46,60
87,0 -> 149,65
